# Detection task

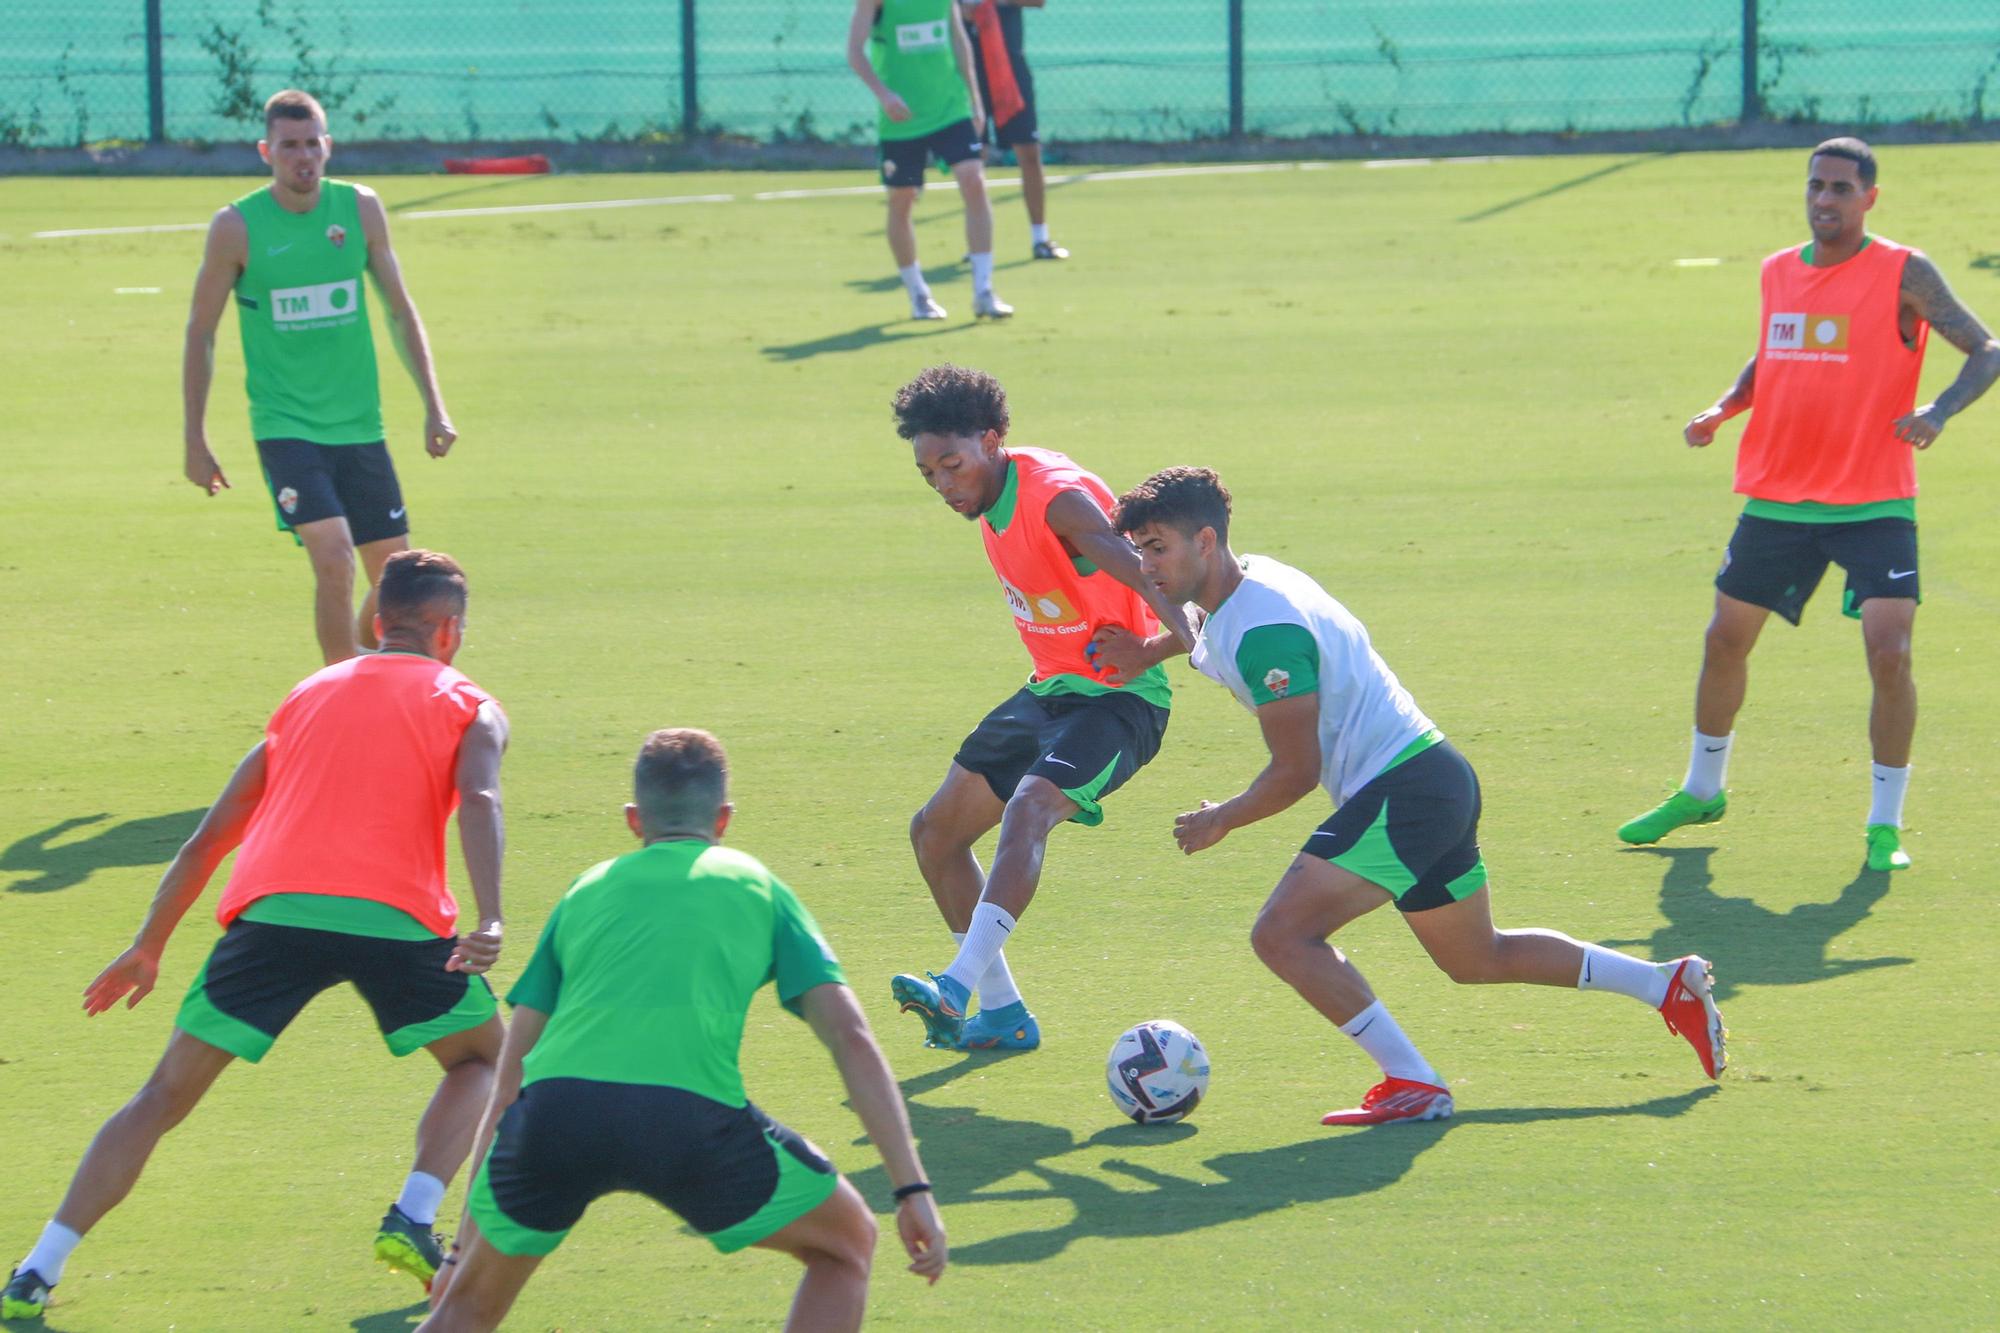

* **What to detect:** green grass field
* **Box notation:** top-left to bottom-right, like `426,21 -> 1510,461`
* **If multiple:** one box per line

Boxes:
3,148 -> 1999,1330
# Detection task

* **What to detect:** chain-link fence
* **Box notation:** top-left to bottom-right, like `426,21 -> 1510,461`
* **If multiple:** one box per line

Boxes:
5,2 -> 1998,149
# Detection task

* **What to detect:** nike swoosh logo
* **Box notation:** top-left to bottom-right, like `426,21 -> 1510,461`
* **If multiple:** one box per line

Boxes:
267,243 -> 292,255
389,507 -> 406,519
1704,745 -> 1727,752
1041,754 -> 1076,769
1887,568 -> 1916,579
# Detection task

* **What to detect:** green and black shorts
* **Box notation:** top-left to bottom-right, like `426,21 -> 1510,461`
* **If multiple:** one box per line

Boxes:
1303,736 -> 1489,913
954,684 -> 1169,826
469,1078 -> 840,1257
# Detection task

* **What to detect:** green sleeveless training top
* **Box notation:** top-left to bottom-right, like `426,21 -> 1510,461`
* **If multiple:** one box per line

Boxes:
870,0 -> 972,142
232,179 -> 383,444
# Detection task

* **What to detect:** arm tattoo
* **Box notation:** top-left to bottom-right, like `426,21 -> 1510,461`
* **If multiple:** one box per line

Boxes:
1903,253 -> 2000,419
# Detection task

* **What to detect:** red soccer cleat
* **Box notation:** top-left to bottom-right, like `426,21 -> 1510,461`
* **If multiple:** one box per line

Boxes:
1320,1076 -> 1453,1126
1659,955 -> 1727,1078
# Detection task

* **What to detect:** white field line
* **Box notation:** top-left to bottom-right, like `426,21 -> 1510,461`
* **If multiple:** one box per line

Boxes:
403,191 -> 735,219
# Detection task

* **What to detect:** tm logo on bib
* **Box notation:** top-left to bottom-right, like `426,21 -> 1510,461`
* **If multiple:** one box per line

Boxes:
1000,578 -> 1081,630
1766,311 -> 1849,352
269,279 -> 360,327
896,19 -> 947,51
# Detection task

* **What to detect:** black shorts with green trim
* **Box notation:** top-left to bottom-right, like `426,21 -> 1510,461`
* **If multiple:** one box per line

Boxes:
468,1078 -> 839,1257
954,685 -> 1169,827
1302,740 -> 1488,913
174,919 -> 495,1063
256,438 -> 408,547
1715,513 -> 1919,625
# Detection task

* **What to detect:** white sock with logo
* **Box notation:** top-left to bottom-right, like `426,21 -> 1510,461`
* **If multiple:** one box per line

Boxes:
943,903 -> 1016,996
1682,729 -> 1733,801
1869,763 -> 1910,827
1337,1000 -> 1438,1085
1577,944 -> 1672,1007
395,1171 -> 447,1226
952,932 -> 1024,1010
899,263 -> 930,298
969,252 -> 995,296
19,1221 -> 81,1286
1031,222 -> 1051,245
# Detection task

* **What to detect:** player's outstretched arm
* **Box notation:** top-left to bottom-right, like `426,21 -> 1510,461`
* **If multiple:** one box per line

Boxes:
449,702 -> 509,975
847,0 -> 911,122
1896,252 -> 2000,448
801,983 -> 948,1283
1173,694 -> 1321,854
182,207 -> 245,494
359,187 -> 457,458
1686,355 -> 1756,447
1046,490 -> 1199,658
84,741 -> 268,1015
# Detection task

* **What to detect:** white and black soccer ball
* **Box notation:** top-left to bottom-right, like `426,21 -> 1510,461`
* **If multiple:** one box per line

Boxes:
1105,1019 -> 1210,1124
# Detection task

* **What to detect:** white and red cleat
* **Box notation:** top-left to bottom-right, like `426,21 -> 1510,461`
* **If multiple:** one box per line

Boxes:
1320,1076 -> 1453,1126
1659,955 -> 1727,1078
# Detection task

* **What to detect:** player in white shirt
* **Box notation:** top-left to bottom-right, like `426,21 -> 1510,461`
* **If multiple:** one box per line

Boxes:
1090,467 -> 1726,1125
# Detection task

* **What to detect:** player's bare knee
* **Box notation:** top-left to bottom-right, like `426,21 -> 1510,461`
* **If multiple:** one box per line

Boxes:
1248,909 -> 1297,973
1864,638 -> 1912,683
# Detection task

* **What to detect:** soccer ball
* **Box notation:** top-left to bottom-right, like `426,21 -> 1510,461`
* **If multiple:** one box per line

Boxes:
1105,1020 -> 1210,1124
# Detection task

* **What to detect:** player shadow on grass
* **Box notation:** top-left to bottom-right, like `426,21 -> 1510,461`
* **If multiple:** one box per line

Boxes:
1,810 -> 205,894
1607,846 -> 1912,1002
843,256 -> 1032,296
1456,153 -> 1670,224
762,319 -> 976,362
346,1299 -> 430,1332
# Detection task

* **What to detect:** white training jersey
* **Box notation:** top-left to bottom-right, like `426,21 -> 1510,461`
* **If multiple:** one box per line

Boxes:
1188,555 -> 1434,803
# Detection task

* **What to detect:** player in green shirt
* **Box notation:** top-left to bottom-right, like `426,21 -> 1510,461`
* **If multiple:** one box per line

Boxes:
422,729 -> 946,1333
183,89 -> 459,666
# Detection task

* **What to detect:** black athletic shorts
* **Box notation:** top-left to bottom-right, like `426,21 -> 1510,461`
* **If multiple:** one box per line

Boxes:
1302,738 -> 1489,914
1715,513 -> 1919,625
879,118 -> 984,188
174,918 -> 495,1063
470,1078 -> 839,1256
969,40 -> 1039,147
256,439 -> 409,545
953,685 -> 1169,826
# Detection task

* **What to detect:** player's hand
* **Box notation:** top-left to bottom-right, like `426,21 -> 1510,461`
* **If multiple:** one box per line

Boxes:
84,946 -> 161,1015
897,1192 -> 948,1284
969,102 -> 986,139
882,92 -> 913,123
1683,408 -> 1725,448
425,409 -> 458,458
184,441 -> 230,494
1892,405 -> 1945,449
1173,800 -> 1230,855
447,920 -> 503,974
1085,625 -> 1154,686
428,1243 -> 461,1309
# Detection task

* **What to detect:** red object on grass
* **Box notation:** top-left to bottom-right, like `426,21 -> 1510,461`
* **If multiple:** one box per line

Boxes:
442,154 -> 552,175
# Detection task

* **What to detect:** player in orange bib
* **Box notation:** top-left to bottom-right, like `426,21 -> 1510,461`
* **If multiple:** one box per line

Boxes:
886,365 -> 1196,1052
1618,139 -> 2000,870
4,551 -> 509,1323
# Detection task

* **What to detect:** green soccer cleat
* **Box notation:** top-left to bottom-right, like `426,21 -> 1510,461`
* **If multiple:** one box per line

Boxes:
3,1267 -> 51,1320
373,1204 -> 444,1290
1865,824 -> 1911,871
1617,789 -> 1727,845
955,1001 -> 1041,1052
891,972 -> 969,1049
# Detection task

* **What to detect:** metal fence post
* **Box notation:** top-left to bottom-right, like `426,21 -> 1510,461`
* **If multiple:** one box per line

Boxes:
681,0 -> 699,134
1227,0 -> 1244,137
1740,0 -> 1760,123
146,0 -> 166,142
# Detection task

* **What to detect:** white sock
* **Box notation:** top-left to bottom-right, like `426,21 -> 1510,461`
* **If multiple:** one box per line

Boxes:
952,931 -> 1024,1010
1337,1000 -> 1438,1085
1030,222 -> 1050,244
943,902 -> 1016,995
1577,944 -> 1672,1008
1869,763 -> 1910,827
1682,729 -> 1733,801
20,1221 -> 82,1286
969,252 -> 995,295
395,1171 -> 447,1226
898,263 -> 929,298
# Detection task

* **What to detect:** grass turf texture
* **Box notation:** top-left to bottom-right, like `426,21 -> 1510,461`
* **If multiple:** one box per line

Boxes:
3,150 -> 1999,1329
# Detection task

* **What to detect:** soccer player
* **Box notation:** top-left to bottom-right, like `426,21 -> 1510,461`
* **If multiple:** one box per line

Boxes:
183,88 -> 459,667
962,1 -> 1069,260
1618,138 -> 2000,869
419,729 -> 946,1333
3,551 -> 507,1321
886,365 -> 1196,1052
847,0 -> 1012,320
1103,467 -> 1723,1126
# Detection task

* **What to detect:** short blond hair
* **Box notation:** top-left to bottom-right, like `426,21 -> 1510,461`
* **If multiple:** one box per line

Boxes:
263,89 -> 328,135
634,729 -> 730,830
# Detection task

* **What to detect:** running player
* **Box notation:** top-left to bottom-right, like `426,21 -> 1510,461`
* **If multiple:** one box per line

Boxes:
1618,138 -> 2000,869
846,0 -> 1012,320
887,365 -> 1196,1052
183,88 -> 458,666
963,1 -> 1069,260
420,729 -> 946,1333
3,551 -> 507,1322
1104,467 -> 1723,1126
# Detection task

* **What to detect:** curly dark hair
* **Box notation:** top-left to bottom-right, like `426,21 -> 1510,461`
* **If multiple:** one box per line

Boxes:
1114,466 -> 1232,543
891,364 -> 1010,441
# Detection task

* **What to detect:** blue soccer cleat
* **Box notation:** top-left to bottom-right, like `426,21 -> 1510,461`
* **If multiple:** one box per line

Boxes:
956,1001 -> 1041,1051
891,971 -> 969,1049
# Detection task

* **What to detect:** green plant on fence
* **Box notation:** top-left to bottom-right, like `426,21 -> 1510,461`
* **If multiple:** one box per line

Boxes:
1680,32 -> 1732,126
1968,46 -> 2000,124
53,42 -> 90,146
0,94 -> 49,148
1753,0 -> 1817,117
197,0 -> 396,129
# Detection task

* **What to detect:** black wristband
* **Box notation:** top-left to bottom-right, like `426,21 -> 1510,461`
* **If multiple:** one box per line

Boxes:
892,1182 -> 932,1202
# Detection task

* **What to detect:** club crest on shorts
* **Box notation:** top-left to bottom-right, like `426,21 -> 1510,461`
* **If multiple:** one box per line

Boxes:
1263,667 -> 1291,698
277,485 -> 299,514
326,223 -> 346,248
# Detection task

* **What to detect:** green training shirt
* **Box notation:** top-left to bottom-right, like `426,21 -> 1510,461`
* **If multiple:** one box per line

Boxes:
232,179 -> 384,445
870,0 -> 973,141
507,840 -> 846,1106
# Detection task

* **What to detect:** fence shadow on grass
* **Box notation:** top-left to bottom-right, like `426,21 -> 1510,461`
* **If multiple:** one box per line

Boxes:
1607,846 -> 1912,1001
1,810 -> 205,895
1457,154 -> 1668,224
